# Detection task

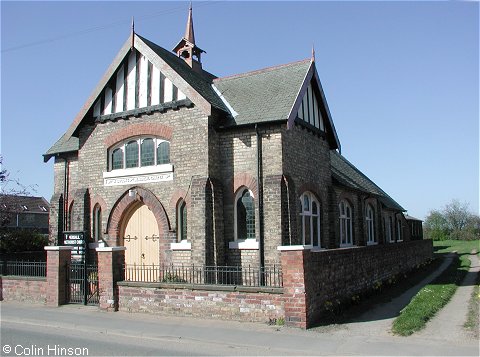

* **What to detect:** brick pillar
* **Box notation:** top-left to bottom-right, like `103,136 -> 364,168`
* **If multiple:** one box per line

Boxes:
278,246 -> 309,329
96,247 -> 125,311
44,246 -> 72,306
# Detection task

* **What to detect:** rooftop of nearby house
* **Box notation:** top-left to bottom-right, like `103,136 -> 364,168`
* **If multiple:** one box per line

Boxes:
0,195 -> 50,214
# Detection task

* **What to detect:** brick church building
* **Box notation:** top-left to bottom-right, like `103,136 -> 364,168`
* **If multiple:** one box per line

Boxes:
44,7 -> 423,285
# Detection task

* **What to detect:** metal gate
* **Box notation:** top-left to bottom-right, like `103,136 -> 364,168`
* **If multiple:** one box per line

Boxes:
66,262 -> 99,305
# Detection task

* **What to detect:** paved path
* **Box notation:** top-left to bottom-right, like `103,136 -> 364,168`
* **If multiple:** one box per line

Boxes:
415,251 -> 479,342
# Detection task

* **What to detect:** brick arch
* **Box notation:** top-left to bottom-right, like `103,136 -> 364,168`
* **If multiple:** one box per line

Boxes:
107,186 -> 171,246
169,189 -> 190,211
297,182 -> 322,203
91,195 -> 107,213
104,123 -> 173,148
231,172 -> 258,198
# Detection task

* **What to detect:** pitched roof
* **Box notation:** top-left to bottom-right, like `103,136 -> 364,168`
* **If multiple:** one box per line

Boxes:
213,59 -> 312,126
330,151 -> 404,211
0,195 -> 50,214
405,214 -> 423,222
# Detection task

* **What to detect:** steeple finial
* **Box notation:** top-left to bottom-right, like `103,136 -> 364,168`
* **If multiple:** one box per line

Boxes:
131,17 -> 135,50
311,44 -> 315,62
184,2 -> 195,44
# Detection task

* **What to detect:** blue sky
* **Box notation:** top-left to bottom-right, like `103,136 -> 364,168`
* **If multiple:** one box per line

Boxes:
1,1 -> 478,220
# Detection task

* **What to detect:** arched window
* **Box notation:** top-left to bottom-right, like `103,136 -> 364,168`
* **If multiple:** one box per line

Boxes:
385,216 -> 394,242
299,192 -> 321,247
125,140 -> 139,168
366,204 -> 376,244
397,218 -> 403,242
235,188 -> 255,241
177,199 -> 187,242
67,201 -> 74,231
140,138 -> 154,167
112,148 -> 124,170
339,200 -> 353,246
157,141 -> 170,165
109,137 -> 171,170
93,204 -> 102,242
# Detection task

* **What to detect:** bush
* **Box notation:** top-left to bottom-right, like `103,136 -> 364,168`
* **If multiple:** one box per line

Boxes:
0,228 -> 49,254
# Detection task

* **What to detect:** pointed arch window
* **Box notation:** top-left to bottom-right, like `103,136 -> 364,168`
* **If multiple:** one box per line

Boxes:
157,141 -> 170,165
235,188 -> 256,241
366,204 -> 376,245
339,200 -> 353,246
299,192 -> 321,247
397,218 -> 403,242
177,199 -> 187,242
93,204 -> 102,242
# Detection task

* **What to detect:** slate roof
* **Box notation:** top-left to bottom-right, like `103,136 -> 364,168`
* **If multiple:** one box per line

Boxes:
330,151 -> 404,211
404,214 -> 423,222
138,35 -> 228,113
213,59 -> 312,126
44,133 -> 79,160
0,195 -> 50,214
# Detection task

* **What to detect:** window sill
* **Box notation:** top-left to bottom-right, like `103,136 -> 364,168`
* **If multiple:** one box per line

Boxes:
170,241 -> 191,250
229,239 -> 259,250
103,164 -> 173,186
277,245 -> 312,251
367,241 -> 378,246
340,244 -> 355,248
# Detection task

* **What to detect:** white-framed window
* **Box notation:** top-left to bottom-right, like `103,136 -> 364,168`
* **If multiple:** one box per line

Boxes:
177,199 -> 187,242
366,204 -> 376,245
299,192 -> 321,247
109,137 -> 170,171
339,200 -> 353,246
397,218 -> 403,242
386,216 -> 394,242
92,204 -> 102,242
234,188 -> 256,241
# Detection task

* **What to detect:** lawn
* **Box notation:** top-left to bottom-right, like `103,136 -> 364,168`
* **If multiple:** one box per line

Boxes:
392,239 -> 479,336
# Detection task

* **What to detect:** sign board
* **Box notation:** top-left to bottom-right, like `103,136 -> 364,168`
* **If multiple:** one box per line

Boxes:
63,231 -> 86,261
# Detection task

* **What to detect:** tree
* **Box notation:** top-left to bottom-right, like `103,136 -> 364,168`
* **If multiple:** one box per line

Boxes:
424,199 -> 479,241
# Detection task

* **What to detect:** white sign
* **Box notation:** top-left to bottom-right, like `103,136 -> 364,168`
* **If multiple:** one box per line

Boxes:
104,172 -> 173,186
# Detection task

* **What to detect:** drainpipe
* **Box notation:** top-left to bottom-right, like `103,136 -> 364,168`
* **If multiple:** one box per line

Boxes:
207,178 -> 217,268
63,158 -> 69,235
255,124 -> 265,280
282,175 -> 292,246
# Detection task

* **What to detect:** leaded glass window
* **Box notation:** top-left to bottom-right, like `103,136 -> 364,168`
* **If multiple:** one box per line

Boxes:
157,141 -> 170,165
112,148 -> 124,170
125,140 -> 139,168
299,192 -> 321,247
339,200 -> 353,246
236,189 -> 255,240
140,138 -> 154,167
177,200 -> 187,242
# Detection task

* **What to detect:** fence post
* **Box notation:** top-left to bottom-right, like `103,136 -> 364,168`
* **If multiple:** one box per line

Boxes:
44,246 -> 72,307
96,247 -> 125,311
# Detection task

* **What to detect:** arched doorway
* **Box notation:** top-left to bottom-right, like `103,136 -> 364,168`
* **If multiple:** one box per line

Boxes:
122,203 -> 160,266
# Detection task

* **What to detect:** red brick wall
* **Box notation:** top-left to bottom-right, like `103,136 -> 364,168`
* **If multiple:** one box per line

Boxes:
280,239 -> 433,328
0,277 -> 47,304
118,283 -> 284,323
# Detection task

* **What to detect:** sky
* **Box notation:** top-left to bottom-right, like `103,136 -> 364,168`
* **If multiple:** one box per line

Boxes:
1,0 -> 478,220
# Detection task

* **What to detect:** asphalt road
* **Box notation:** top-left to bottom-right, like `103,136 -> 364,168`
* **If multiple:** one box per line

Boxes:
0,302 -> 478,356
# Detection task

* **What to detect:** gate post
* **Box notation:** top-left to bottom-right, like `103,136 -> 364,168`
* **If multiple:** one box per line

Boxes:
96,247 -> 125,311
44,246 -> 73,306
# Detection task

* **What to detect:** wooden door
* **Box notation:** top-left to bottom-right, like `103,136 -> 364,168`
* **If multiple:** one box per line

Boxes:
123,204 -> 160,266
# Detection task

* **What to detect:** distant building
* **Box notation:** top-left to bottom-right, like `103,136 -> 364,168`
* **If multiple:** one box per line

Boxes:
0,195 -> 50,234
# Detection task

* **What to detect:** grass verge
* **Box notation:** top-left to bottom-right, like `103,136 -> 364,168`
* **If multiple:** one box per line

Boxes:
464,259 -> 479,338
391,240 -> 478,336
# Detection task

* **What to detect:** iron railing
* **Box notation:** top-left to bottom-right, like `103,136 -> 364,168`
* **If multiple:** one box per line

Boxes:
66,262 -> 99,305
0,260 -> 47,277
124,264 -> 283,287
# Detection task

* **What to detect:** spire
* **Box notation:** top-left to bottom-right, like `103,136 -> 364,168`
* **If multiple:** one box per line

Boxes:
172,3 -> 205,72
131,17 -> 135,50
184,2 -> 195,44
311,44 -> 315,62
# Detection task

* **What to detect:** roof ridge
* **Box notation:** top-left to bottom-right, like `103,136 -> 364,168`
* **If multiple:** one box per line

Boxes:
213,58 -> 311,82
